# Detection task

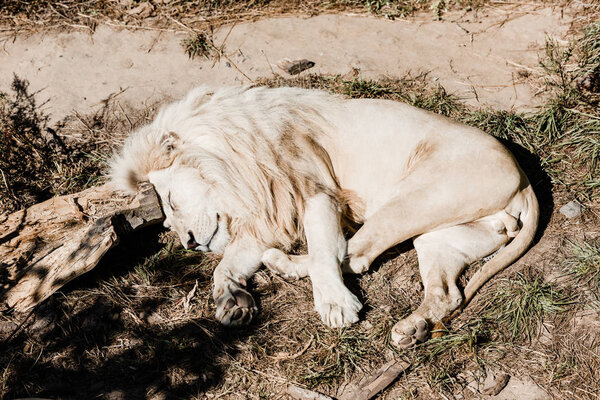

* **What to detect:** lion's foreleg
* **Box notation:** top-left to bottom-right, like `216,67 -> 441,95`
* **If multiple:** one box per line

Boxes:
302,193 -> 362,328
213,238 -> 266,326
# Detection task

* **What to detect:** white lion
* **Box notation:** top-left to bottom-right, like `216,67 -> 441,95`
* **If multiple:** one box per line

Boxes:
110,85 -> 538,347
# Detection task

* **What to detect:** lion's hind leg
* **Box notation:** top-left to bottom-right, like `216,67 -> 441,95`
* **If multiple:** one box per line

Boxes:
391,215 -> 514,348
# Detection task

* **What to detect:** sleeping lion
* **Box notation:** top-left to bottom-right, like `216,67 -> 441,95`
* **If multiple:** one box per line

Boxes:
110,86 -> 538,348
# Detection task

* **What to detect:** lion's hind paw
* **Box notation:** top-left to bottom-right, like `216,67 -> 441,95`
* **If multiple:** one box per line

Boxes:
391,317 -> 429,348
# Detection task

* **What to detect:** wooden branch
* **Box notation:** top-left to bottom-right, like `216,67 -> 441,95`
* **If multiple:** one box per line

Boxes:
286,384 -> 334,400
339,359 -> 412,400
0,182 -> 164,313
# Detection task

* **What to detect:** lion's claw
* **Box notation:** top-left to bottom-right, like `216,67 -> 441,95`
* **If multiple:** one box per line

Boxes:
317,302 -> 360,328
215,286 -> 257,326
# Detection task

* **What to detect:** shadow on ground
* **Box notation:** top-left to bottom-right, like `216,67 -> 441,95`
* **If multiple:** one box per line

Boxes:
0,227 -> 255,399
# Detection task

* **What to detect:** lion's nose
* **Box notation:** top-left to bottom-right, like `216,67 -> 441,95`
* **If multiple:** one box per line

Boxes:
186,231 -> 199,249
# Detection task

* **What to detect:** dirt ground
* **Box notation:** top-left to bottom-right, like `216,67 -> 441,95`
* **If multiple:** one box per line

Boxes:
1,1 -> 600,400
0,4 -> 571,121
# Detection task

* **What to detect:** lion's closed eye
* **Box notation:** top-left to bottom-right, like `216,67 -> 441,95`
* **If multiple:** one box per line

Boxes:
167,191 -> 178,212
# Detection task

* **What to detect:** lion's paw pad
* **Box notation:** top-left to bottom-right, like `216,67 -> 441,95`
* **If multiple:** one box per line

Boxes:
215,288 -> 257,327
391,318 -> 429,348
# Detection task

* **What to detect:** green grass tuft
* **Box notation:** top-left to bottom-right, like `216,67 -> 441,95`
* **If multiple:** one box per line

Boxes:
563,239 -> 600,293
182,32 -> 217,60
342,78 -> 401,98
421,320 -> 484,359
361,0 -> 423,19
576,22 -> 600,88
300,327 -> 372,388
481,270 -> 576,342
411,320 -> 489,396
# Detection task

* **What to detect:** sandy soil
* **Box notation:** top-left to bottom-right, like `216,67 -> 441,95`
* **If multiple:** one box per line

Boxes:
1,5 -> 570,123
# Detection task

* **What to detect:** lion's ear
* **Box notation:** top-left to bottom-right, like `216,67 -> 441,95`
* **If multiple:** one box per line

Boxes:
160,131 -> 180,153
186,86 -> 215,110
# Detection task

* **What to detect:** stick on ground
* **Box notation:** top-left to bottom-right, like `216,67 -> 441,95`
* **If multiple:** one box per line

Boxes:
339,359 -> 412,400
0,182 -> 164,313
286,384 -> 334,400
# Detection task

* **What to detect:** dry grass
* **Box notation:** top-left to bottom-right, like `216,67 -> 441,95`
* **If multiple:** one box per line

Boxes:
2,64 -> 599,400
0,75 -> 157,214
0,0 -> 503,32
0,76 -> 102,212
2,6 -> 600,400
2,64 -> 598,397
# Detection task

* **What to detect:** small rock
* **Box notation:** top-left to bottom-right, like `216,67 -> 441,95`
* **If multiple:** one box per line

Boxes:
225,61 -> 231,68
576,72 -> 600,93
559,201 -> 583,218
277,58 -> 315,75
105,390 -> 126,400
120,58 -> 134,69
483,373 -> 510,396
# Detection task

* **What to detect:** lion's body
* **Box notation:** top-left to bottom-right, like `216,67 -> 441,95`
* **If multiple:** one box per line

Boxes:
111,86 -> 539,346
313,98 -> 528,225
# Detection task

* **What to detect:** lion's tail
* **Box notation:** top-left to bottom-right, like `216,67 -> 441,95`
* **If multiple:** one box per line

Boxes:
461,183 -> 539,311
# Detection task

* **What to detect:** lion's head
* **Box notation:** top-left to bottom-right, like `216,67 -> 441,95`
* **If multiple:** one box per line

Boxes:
109,85 -> 344,252
147,165 -> 232,253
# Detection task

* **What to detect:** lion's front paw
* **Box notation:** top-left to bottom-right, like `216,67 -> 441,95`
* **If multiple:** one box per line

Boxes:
313,285 -> 362,328
391,316 -> 429,348
215,285 -> 257,327
262,248 -> 307,280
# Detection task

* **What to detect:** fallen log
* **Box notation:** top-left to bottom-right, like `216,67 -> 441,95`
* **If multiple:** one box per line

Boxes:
0,182 -> 164,313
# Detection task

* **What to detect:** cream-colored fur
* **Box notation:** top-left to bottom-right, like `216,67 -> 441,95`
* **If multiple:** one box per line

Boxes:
110,86 -> 539,347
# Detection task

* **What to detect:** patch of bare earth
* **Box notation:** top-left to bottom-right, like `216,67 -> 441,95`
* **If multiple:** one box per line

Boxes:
0,3 -> 575,123
1,1 -> 600,400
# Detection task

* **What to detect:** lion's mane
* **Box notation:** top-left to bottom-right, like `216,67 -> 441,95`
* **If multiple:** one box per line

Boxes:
110,86 -> 352,249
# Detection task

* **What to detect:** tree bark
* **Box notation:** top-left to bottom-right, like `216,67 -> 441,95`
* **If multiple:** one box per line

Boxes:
0,182 -> 164,313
